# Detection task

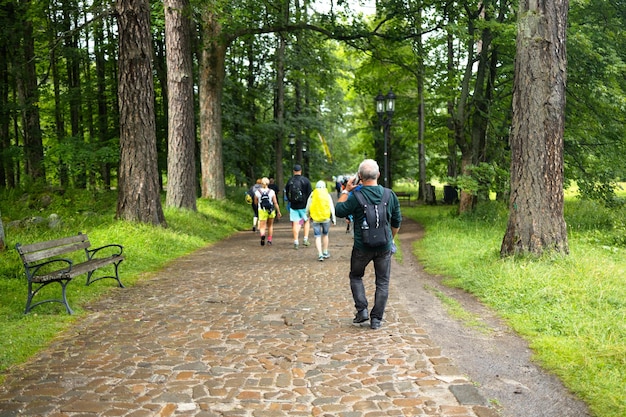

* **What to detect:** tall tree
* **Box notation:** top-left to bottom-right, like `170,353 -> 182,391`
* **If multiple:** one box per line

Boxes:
501,0 -> 569,256
48,5 -> 69,187
94,16 -> 111,188
164,0 -> 197,210
198,8 -> 226,199
63,0 -> 85,187
274,28 -> 286,191
17,0 -> 45,181
0,208 -> 4,251
0,2 -> 13,188
115,0 -> 167,226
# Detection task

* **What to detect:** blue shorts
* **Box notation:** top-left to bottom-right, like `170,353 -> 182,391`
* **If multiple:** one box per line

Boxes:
290,208 -> 308,223
312,221 -> 330,237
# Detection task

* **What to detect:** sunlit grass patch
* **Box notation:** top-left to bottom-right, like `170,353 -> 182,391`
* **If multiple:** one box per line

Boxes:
405,201 -> 626,417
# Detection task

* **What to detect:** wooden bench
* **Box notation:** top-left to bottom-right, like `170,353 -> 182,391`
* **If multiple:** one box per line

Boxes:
15,233 -> 125,315
394,191 -> 414,206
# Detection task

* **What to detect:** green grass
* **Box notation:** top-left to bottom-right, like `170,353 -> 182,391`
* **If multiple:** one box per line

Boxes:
0,187 -> 251,379
404,200 -> 626,417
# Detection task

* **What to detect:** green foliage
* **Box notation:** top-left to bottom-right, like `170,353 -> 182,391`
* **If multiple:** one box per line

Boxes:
446,162 -> 509,200
563,0 -> 626,205
405,201 -> 626,417
0,188 -> 250,377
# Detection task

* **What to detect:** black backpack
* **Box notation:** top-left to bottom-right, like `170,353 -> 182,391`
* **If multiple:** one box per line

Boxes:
259,190 -> 274,212
353,188 -> 392,248
288,177 -> 305,203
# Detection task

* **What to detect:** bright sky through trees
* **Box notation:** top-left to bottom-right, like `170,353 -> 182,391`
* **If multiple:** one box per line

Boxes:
311,0 -> 376,16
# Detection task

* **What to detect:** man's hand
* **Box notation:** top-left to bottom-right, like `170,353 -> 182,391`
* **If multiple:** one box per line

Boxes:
344,176 -> 359,193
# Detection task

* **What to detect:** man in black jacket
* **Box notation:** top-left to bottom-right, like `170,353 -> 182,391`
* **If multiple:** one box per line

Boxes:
285,165 -> 312,249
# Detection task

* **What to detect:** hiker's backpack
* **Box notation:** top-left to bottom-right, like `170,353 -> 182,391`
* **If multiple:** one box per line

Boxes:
247,184 -> 260,205
310,188 -> 331,222
259,190 -> 274,212
288,177 -> 305,204
353,188 -> 392,248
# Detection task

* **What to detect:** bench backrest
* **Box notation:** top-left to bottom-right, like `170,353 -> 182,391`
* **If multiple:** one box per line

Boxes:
16,234 -> 91,265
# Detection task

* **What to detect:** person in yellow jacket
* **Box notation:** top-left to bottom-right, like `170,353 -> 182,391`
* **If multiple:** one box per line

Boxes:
305,180 -> 337,261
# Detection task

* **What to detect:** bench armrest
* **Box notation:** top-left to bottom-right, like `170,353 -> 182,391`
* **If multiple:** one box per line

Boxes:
28,258 -> 73,278
87,244 -> 124,260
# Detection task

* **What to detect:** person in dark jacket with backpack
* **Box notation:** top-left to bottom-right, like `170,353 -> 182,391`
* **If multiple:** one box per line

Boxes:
285,164 -> 312,249
335,159 -> 402,330
248,179 -> 262,232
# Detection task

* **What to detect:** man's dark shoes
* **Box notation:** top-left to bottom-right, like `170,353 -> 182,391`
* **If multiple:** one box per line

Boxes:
370,318 -> 382,330
353,309 -> 369,324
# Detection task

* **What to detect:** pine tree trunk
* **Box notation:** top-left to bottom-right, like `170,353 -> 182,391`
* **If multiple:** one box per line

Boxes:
275,31 -> 286,191
17,3 -> 45,181
0,35 -> 12,188
94,19 -> 111,188
0,209 -> 5,251
115,0 -> 166,226
198,10 -> 226,199
501,0 -> 569,256
63,5 -> 85,187
164,0 -> 197,210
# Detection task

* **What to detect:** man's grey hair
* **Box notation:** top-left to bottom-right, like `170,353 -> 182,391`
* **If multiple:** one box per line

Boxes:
358,159 -> 380,181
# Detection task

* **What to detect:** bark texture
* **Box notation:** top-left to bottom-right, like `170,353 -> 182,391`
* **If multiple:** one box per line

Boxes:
164,0 -> 197,210
115,0 -> 166,226
198,10 -> 226,200
501,0 -> 569,256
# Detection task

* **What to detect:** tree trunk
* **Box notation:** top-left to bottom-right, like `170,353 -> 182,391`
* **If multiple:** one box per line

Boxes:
63,4 -> 85,188
501,0 -> 569,256
415,8 -> 426,201
164,0 -> 197,210
446,32 -> 457,180
115,0 -> 167,226
243,39 -> 258,185
82,8 -> 97,189
458,152 -> 475,213
94,18 -> 111,188
452,12 -> 476,213
152,35 -> 168,189
17,1 -> 45,182
198,9 -> 226,199
274,31 -> 286,191
0,35 -> 11,188
47,6 -> 69,187
0,209 -> 5,251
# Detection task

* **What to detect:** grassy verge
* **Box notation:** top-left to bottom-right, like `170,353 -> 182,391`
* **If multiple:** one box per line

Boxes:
0,187 -> 251,379
403,200 -> 626,417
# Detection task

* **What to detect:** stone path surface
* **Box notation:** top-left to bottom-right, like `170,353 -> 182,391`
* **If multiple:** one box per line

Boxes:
0,218 -> 499,417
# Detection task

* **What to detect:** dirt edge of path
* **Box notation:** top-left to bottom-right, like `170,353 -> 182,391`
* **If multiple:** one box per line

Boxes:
394,218 -> 591,417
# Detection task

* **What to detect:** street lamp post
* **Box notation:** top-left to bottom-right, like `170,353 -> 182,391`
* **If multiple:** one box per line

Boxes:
289,133 -> 296,163
302,140 -> 307,177
375,88 -> 396,188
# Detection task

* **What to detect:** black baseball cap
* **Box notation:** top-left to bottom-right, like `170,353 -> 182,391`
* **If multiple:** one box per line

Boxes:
293,164 -> 302,171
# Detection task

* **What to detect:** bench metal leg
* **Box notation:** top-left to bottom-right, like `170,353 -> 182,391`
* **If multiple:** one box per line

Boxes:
85,260 -> 125,288
25,280 -> 74,315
